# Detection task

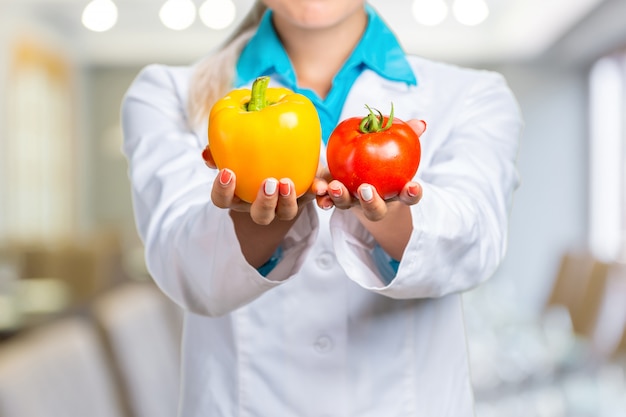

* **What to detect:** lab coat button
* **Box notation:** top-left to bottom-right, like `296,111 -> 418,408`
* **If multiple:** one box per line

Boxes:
315,252 -> 335,270
314,335 -> 333,353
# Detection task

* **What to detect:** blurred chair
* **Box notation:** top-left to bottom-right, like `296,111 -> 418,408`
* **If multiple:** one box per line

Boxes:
544,250 -> 605,336
91,282 -> 182,417
547,251 -> 626,360
0,316 -> 126,417
591,262 -> 626,359
615,323 -> 626,357
571,259 -> 611,339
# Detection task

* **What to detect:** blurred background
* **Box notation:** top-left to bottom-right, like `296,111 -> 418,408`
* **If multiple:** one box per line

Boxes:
1,0 -> 626,416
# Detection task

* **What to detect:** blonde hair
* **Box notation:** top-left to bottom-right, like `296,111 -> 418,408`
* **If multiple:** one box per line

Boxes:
187,1 -> 267,128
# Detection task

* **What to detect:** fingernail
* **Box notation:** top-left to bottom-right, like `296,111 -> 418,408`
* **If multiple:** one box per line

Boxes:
219,169 -> 233,186
360,185 -> 374,202
329,185 -> 342,198
279,180 -> 290,197
202,146 -> 211,163
408,184 -> 419,197
321,199 -> 333,210
264,178 -> 278,196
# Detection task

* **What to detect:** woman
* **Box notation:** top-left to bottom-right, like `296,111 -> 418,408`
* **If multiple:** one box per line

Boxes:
121,1 -> 522,416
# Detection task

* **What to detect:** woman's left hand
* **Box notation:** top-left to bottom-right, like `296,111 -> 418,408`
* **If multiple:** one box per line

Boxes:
312,174 -> 423,222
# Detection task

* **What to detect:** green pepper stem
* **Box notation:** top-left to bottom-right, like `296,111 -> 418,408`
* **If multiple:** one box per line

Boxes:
358,103 -> 394,133
246,76 -> 270,112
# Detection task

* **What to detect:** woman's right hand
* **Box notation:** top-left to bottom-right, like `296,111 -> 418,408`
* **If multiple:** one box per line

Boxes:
203,146 -> 303,226
213,169 -> 303,225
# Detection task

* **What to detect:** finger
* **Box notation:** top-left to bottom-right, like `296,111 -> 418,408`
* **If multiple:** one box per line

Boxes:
328,180 -> 354,210
211,169 -> 237,208
311,174 -> 334,210
407,119 -> 427,137
311,176 -> 329,198
250,178 -> 279,225
398,181 -> 423,206
202,145 -> 217,169
357,184 -> 388,221
275,179 -> 298,221
316,194 -> 334,210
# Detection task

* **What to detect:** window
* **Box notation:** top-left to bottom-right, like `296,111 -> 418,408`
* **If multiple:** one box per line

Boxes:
588,52 -> 626,262
1,38 -> 76,244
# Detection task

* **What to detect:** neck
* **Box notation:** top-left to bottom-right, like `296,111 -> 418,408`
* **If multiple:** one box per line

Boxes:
273,9 -> 367,98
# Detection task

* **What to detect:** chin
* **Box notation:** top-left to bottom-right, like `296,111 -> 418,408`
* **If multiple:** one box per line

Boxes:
265,0 -> 366,30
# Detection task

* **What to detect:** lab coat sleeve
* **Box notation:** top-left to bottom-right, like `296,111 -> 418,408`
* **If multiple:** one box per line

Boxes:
121,65 -> 318,316
330,70 -> 522,299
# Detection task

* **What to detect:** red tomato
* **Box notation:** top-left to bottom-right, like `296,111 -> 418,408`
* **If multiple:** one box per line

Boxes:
326,104 -> 421,200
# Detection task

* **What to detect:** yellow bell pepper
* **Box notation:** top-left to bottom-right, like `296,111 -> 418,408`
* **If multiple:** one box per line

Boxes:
208,76 -> 322,203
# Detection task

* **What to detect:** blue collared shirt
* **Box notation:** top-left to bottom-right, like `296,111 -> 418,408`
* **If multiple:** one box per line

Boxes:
236,5 -> 416,282
236,4 -> 417,145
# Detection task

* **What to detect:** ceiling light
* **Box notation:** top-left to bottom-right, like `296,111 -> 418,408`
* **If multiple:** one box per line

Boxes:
159,0 -> 197,31
412,0 -> 448,26
200,0 -> 237,30
452,0 -> 489,26
82,0 -> 118,32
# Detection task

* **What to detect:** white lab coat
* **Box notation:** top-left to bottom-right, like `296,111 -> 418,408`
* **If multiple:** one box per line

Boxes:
121,55 -> 522,417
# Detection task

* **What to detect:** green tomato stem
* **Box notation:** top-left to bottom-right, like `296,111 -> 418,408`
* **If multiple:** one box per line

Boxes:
358,103 -> 394,133
246,76 -> 270,112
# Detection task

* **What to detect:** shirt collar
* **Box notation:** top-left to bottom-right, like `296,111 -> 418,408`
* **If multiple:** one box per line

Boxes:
235,4 -> 417,89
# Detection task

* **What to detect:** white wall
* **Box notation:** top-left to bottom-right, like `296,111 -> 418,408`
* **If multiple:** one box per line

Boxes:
83,66 -> 144,248
486,62 -> 590,315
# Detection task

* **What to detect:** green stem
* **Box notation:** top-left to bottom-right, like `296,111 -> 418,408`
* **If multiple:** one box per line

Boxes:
358,103 -> 394,133
246,76 -> 270,112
